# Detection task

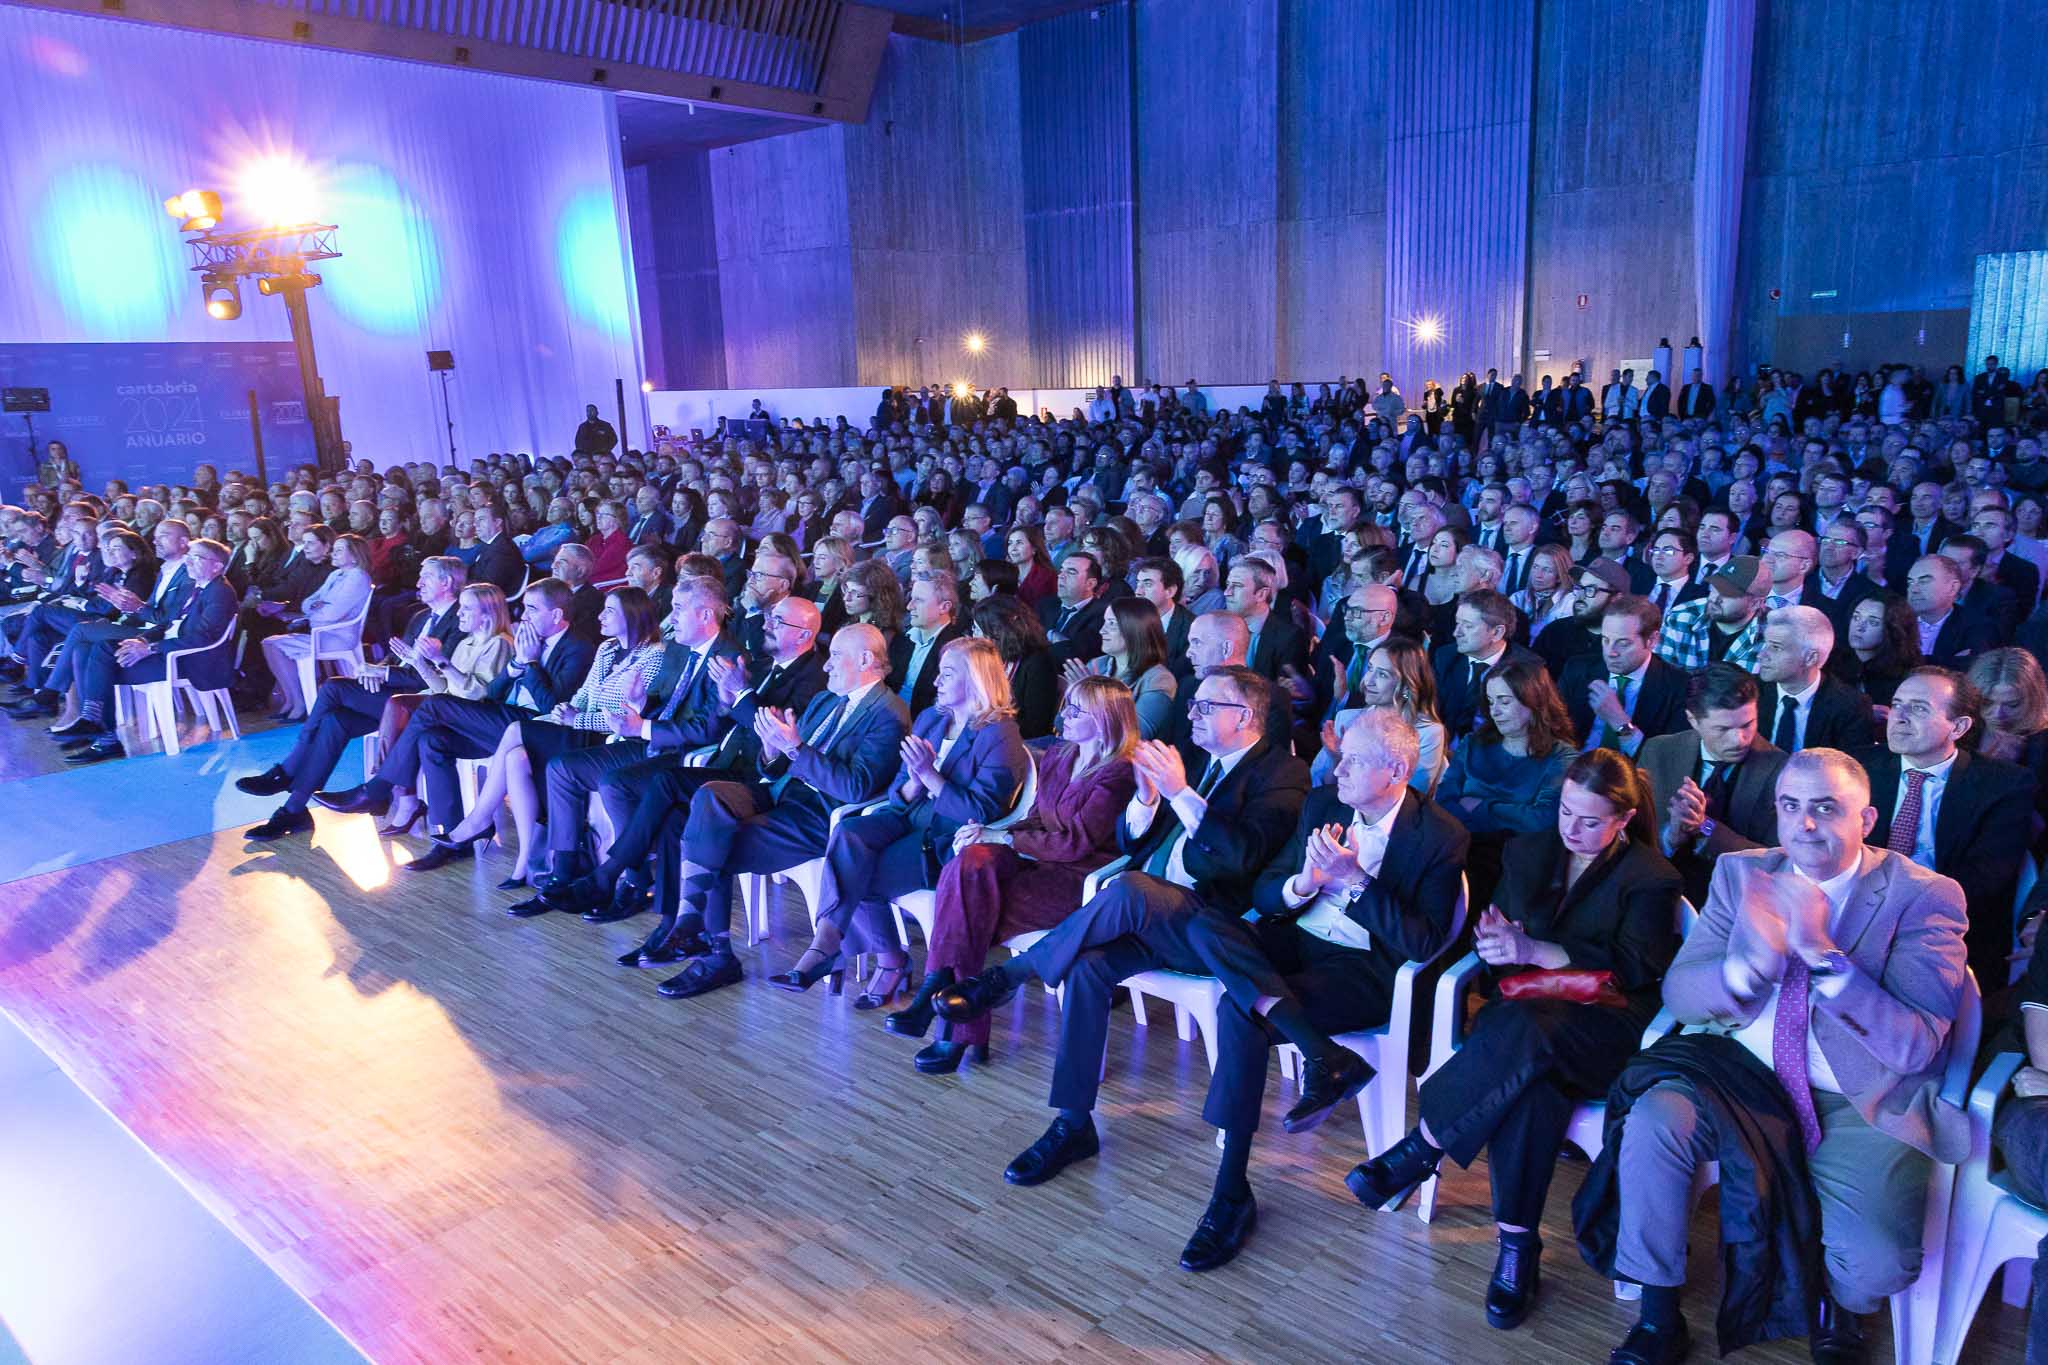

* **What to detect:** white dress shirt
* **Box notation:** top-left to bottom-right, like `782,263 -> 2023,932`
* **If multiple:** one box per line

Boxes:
1124,742 -> 1254,889
1282,799 -> 1400,950
1721,861 -> 1860,1092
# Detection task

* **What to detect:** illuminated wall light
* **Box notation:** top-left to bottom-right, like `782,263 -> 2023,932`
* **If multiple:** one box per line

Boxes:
35,162 -> 181,336
964,332 -> 986,355
1406,313 -> 1446,346
555,187 -> 629,337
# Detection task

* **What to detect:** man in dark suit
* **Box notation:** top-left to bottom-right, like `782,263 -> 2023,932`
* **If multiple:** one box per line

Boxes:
1803,518 -> 1881,640
1640,369 -> 1670,422
1858,665 -> 2036,989
1945,534 -> 2023,638
1974,504 -> 2042,619
314,578 -> 595,842
888,576 -> 966,715
515,579 -> 764,915
856,469 -> 906,545
933,668 -> 1310,1267
1676,374 -> 1716,419
1433,590 -> 1538,738
1037,550 -> 1109,663
1559,596 -> 1687,757
469,501 -> 526,599
1905,482 -> 1960,559
66,538 -> 240,765
1308,487 -> 1364,584
1642,528 -> 1708,619
1641,663 -> 1788,908
551,544 -> 605,640
1133,556 -> 1191,659
14,518 -> 192,720
1531,559 -> 1627,678
239,556 -> 471,838
1226,556 -> 1310,681
1754,605 -> 1875,755
647,624 -> 911,998
626,487 -> 673,548
1907,553 -> 1999,667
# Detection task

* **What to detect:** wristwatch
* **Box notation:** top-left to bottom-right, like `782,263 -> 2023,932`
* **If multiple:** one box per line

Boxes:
1807,948 -> 1851,979
1695,816 -> 1717,843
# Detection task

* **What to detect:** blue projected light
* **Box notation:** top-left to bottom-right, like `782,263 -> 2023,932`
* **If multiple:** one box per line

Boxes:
322,162 -> 440,334
555,188 -> 628,337
33,163 -> 181,337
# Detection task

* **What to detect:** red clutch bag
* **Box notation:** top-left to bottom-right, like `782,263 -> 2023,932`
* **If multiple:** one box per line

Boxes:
1497,968 -> 1629,1009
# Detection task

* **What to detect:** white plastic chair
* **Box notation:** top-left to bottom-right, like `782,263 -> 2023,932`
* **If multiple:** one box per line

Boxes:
746,796 -> 887,973
295,597 -> 370,712
1414,897 -> 1699,1223
892,753 -> 1039,957
116,617 -> 241,757
1267,874 -> 1472,1157
1934,1048 -> 2044,1364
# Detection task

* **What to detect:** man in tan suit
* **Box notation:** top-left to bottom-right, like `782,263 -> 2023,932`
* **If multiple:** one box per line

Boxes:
1602,748 -> 1968,1365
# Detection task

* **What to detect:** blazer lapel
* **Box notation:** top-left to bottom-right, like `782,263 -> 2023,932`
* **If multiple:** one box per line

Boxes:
1931,749 -> 1972,860
1835,846 -> 1895,957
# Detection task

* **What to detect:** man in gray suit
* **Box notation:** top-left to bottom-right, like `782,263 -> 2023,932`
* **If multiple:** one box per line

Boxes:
1602,748 -> 1968,1365
1637,662 -> 1789,908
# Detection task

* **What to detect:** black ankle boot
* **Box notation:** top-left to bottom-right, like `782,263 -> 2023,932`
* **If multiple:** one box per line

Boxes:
885,968 -> 955,1039
1484,1231 -> 1541,1329
1343,1130 -> 1443,1212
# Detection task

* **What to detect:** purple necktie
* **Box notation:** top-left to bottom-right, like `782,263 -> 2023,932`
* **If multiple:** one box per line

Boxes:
1887,768 -> 1928,858
1772,957 -> 1825,1156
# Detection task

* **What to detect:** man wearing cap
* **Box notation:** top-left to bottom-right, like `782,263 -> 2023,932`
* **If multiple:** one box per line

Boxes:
1655,555 -> 1770,674
1533,558 -> 1629,678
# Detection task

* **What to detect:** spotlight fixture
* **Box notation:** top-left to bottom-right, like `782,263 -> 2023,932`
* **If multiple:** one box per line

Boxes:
640,380 -> 655,393
952,380 -> 970,398
964,331 -> 986,355
1405,312 -> 1446,346
163,188 -> 222,232
201,273 -> 241,320
256,272 -> 323,295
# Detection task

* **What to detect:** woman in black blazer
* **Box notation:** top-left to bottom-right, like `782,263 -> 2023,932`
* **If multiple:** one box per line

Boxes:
1346,747 -> 1682,1332
971,592 -> 1057,739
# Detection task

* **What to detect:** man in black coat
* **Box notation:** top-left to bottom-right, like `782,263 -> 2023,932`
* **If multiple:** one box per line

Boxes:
1558,596 -> 1687,756
1907,553 -> 1999,667
1858,665 -> 2037,989
934,668 -> 1311,1270
1037,550 -> 1110,663
888,577 -> 967,715
1753,605 -> 1875,755
1641,663 -> 1789,909
469,501 -> 526,599
239,555 -> 471,838
1431,589 -> 1539,739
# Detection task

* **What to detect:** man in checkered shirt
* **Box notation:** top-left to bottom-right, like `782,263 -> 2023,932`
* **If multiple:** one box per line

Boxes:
1656,554 -> 1770,673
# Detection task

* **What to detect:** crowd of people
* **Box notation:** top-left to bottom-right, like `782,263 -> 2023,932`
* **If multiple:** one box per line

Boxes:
8,348 -> 2048,1364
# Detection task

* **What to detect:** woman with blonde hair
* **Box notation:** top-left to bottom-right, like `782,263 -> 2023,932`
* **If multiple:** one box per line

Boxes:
886,673 -> 1140,1072
768,636 -> 1032,1007
1314,636 -> 1448,793
1968,647 -> 2048,846
1513,543 -> 1578,636
370,583 -> 516,835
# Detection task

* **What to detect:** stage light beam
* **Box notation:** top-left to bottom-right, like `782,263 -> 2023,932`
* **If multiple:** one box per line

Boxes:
237,154 -> 321,228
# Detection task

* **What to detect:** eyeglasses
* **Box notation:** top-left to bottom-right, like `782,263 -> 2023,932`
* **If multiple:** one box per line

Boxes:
766,613 -> 813,633
1189,699 -> 1251,718
746,568 -> 792,584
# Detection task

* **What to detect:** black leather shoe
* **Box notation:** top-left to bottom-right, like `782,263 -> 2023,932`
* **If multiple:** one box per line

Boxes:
7,691 -> 58,718
1343,1130 -> 1444,1213
1003,1115 -> 1099,1187
1608,1316 -> 1691,1365
312,785 -> 390,817
65,737 -> 123,765
656,952 -> 742,999
1808,1297 -> 1865,1365
581,878 -> 649,923
1484,1234 -> 1541,1330
59,733 -> 102,752
932,966 -> 1018,1024
1281,1049 -> 1374,1133
236,765 -> 292,796
913,1038 -> 988,1074
1178,1190 -> 1257,1272
48,714 -> 100,738
886,969 -> 955,1039
505,895 -> 558,918
541,875 -> 608,913
246,806 -> 313,841
402,839 -> 473,872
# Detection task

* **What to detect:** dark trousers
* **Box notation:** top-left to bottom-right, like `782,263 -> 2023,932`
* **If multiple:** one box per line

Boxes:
280,678 -> 389,808
374,695 -> 527,828
1417,996 -> 1645,1227
597,762 -> 736,908
13,602 -> 90,686
1025,872 -> 1212,1115
543,738 -> 658,870
674,781 -> 831,935
1195,917 -> 1390,1133
821,807 -> 932,956
1993,1095 -> 2048,1365
77,635 -> 175,713
47,619 -> 131,693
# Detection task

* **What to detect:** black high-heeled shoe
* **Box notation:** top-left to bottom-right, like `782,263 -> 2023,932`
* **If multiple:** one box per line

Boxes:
852,963 -> 910,1011
884,968 -> 955,1038
913,1038 -> 989,1074
766,950 -> 844,994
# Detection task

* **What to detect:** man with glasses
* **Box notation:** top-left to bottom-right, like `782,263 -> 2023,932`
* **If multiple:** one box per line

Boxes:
1805,517 -> 1880,638
1532,558 -> 1629,678
736,549 -> 799,660
933,667 -> 1310,1256
1758,530 -> 1816,610
880,516 -> 918,584
522,593 -> 824,924
1643,529 -> 1704,618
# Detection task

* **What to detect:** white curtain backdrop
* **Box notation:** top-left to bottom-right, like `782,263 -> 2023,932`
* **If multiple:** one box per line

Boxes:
0,6 -> 645,467
1692,0 -> 1757,389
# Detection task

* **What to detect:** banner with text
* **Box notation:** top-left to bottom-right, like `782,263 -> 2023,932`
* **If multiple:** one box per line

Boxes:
0,341 -> 317,496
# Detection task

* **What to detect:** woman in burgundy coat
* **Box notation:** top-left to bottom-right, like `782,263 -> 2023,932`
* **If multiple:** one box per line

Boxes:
884,674 -> 1139,1073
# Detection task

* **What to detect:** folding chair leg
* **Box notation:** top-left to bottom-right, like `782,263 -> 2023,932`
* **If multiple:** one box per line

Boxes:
149,685 -> 181,757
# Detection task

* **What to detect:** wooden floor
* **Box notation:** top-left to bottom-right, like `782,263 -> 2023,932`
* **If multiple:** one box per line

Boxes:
0,720 -> 2031,1362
